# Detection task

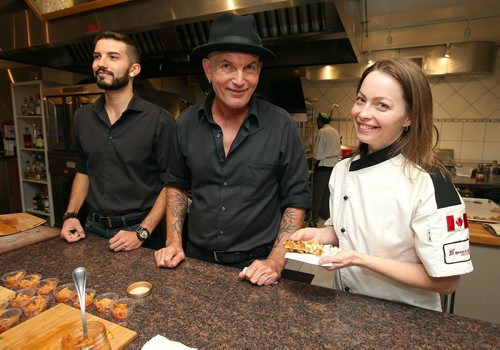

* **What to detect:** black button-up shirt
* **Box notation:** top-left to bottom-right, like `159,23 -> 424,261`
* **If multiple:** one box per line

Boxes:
166,92 -> 310,252
75,93 -> 175,216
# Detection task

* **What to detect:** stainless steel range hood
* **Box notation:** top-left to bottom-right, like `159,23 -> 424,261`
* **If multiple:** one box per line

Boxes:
0,0 -> 361,78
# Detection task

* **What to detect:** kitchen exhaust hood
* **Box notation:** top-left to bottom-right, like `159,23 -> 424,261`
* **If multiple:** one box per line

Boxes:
0,0 -> 362,78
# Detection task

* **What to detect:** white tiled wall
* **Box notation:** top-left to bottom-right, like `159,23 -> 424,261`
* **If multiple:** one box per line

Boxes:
301,48 -> 500,163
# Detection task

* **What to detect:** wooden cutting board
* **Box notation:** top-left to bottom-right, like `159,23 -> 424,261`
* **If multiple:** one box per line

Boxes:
0,286 -> 15,302
0,303 -> 137,349
0,213 -> 46,236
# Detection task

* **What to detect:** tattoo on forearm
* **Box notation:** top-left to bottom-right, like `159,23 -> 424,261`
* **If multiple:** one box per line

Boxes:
273,208 -> 297,248
167,192 -> 188,238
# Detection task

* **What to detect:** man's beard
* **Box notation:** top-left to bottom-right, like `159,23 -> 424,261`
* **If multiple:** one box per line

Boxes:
95,70 -> 130,91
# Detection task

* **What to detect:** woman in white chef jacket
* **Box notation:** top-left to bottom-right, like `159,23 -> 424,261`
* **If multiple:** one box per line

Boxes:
290,58 -> 473,311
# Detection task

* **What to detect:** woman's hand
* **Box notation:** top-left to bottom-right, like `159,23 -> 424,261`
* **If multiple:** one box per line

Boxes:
318,249 -> 357,270
290,225 -> 338,245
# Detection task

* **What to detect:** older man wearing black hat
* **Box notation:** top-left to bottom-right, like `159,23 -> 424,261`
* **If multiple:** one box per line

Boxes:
154,13 -> 310,285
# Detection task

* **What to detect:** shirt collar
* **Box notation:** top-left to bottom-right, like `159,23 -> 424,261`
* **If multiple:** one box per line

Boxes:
197,91 -> 260,127
93,91 -> 144,114
349,143 -> 400,171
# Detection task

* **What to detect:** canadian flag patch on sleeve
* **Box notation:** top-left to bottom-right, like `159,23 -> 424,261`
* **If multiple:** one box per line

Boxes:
443,239 -> 471,264
446,213 -> 469,232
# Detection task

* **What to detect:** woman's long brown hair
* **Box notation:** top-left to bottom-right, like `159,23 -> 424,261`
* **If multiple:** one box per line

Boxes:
354,58 -> 446,175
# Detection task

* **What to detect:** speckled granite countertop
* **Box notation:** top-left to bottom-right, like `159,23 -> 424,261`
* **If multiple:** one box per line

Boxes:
0,232 -> 498,349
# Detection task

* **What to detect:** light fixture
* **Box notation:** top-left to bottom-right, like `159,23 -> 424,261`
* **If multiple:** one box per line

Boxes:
443,43 -> 451,58
367,50 -> 373,65
386,27 -> 393,45
464,18 -> 472,39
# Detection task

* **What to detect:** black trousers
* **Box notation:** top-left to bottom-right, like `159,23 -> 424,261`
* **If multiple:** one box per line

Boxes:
312,166 -> 333,222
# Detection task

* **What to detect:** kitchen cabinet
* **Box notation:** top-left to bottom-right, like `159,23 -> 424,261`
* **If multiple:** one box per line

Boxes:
10,81 -> 54,226
453,242 -> 500,324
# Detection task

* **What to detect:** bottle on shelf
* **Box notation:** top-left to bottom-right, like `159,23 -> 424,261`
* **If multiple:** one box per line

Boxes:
42,186 -> 50,213
38,154 -> 46,179
24,160 -> 34,180
32,123 -> 38,146
27,96 -> 35,115
35,129 -> 44,149
23,127 -> 32,148
33,158 -> 41,180
32,191 -> 41,211
34,94 -> 42,115
21,97 -> 29,116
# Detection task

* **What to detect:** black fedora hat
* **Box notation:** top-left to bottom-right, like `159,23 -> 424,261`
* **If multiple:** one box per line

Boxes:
192,13 -> 275,62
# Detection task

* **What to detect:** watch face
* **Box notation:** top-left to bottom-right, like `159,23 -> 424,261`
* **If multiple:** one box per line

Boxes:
136,227 -> 150,241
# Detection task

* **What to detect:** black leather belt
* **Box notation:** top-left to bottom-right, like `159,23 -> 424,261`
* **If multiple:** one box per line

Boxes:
208,244 -> 273,264
91,212 -> 146,229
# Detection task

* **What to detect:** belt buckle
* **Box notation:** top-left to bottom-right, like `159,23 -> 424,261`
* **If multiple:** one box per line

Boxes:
99,216 -> 112,228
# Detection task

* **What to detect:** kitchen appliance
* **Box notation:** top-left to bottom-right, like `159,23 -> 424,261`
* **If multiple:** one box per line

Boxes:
43,84 -> 103,227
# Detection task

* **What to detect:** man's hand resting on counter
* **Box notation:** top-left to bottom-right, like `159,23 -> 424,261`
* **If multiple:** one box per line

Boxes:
239,258 -> 282,286
154,245 -> 185,268
60,218 -> 85,242
109,230 -> 143,252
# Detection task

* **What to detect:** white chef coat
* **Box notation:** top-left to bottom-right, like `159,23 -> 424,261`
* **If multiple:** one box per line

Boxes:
325,146 -> 473,311
313,124 -> 341,167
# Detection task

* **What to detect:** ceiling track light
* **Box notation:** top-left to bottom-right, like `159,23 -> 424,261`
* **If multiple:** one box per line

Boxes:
386,27 -> 393,45
444,43 -> 451,58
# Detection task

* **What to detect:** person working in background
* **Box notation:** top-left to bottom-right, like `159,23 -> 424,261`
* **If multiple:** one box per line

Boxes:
60,31 -> 176,251
310,112 -> 341,227
290,58 -> 473,311
154,13 -> 310,285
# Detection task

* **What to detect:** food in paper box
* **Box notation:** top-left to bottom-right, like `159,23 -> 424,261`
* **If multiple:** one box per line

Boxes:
283,240 -> 327,256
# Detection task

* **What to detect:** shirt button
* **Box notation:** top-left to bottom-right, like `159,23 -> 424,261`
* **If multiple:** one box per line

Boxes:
340,228 -> 345,233
220,158 -> 224,163
223,181 -> 228,186
216,133 -> 221,138
108,136 -> 112,140
343,195 -> 348,200
221,206 -> 226,212
344,286 -> 350,292
219,230 -> 224,235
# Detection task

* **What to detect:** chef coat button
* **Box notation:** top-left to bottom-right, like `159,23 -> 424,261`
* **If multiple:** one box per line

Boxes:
221,206 -> 226,212
108,136 -> 112,140
343,195 -> 348,200
340,228 -> 345,233
219,230 -> 224,235
223,181 -> 228,186
220,158 -> 224,163
344,286 -> 350,292
216,133 -> 221,138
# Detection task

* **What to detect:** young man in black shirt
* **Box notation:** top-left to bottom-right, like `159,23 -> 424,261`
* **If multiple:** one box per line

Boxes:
60,31 -> 175,251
